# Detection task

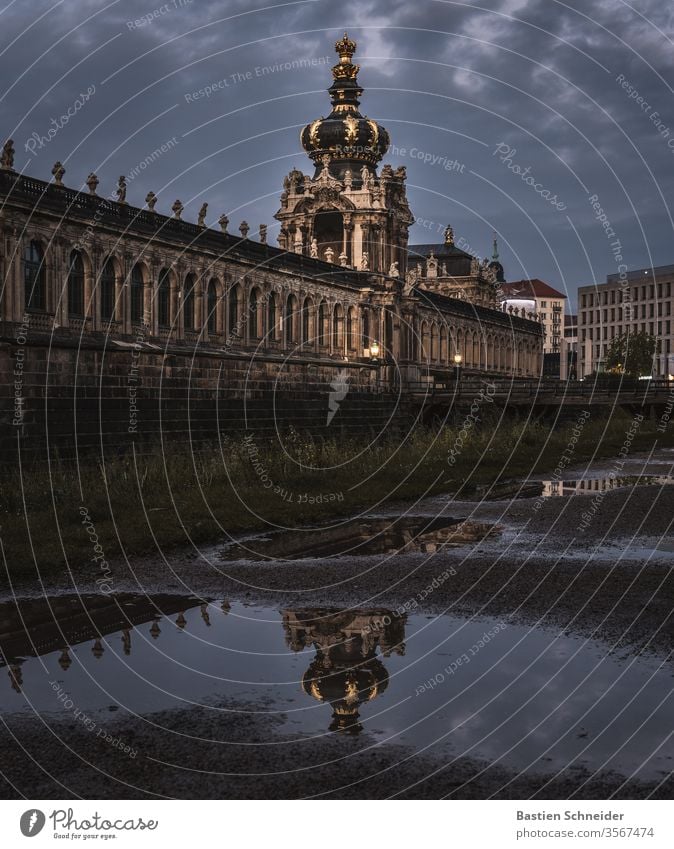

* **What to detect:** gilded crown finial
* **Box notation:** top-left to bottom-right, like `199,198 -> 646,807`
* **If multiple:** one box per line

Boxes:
335,32 -> 357,60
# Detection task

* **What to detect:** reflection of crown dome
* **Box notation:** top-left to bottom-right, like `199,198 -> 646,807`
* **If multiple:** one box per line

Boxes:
300,33 -> 389,176
303,653 -> 389,735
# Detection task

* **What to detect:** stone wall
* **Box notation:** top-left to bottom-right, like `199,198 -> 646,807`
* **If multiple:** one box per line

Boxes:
0,330 -> 409,461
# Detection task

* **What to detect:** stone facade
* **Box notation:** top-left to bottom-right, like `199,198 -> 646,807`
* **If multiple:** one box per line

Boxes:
0,34 -> 543,451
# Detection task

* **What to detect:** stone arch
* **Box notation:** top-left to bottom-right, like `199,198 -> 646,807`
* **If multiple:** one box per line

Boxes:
318,299 -> 329,347
228,281 -> 244,339
301,295 -> 314,348
22,237 -> 49,313
285,293 -> 299,346
183,272 -> 198,333
439,325 -> 448,364
129,260 -> 149,326
332,303 -> 344,352
249,285 -> 263,340
207,277 -> 222,336
346,305 -> 358,352
98,254 -> 123,323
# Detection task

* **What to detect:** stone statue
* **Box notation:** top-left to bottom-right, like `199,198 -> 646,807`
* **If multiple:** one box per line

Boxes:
394,165 -> 407,180
239,220 -> 249,238
218,214 -> 229,233
1,139 -> 15,170
86,172 -> 99,194
310,237 -> 318,258
361,251 -> 369,271
116,176 -> 127,204
339,252 -> 348,266
324,246 -> 335,263
360,164 -> 371,188
172,199 -> 183,219
294,229 -> 303,253
259,224 -> 267,244
344,169 -> 352,189
470,257 -> 479,275
145,191 -> 157,211
388,261 -> 399,277
51,161 -> 65,185
197,202 -> 208,227
444,224 -> 454,246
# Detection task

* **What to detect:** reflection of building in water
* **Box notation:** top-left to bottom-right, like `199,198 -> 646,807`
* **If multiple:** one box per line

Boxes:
0,594 -> 209,693
540,475 -> 673,498
283,608 -> 405,734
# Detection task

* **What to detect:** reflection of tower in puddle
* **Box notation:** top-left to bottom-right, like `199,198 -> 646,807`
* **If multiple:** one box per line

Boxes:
283,609 -> 405,734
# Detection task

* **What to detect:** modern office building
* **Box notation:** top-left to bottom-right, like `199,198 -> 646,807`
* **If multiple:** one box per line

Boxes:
577,264 -> 674,377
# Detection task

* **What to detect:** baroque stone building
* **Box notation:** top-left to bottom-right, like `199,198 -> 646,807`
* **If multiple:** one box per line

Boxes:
0,34 -> 542,452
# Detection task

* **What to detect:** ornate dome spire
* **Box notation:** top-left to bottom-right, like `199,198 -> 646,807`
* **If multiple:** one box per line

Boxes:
301,32 -> 389,177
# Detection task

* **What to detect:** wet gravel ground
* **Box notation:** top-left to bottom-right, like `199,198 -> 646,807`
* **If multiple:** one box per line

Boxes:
1,699 -> 672,800
2,474 -> 673,800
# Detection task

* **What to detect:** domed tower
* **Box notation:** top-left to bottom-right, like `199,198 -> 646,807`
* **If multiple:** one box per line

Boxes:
275,33 -> 413,274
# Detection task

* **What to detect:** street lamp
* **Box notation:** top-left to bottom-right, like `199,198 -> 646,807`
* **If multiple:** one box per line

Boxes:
453,352 -> 463,384
369,340 -> 380,360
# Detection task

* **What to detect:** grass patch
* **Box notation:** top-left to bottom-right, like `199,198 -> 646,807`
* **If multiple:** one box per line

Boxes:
1,410 -> 672,582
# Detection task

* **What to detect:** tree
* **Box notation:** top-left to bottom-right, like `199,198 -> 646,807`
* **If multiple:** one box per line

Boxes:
604,330 -> 659,377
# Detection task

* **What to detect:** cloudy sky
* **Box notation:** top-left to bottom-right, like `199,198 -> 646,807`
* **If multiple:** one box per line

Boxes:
1,0 -> 673,309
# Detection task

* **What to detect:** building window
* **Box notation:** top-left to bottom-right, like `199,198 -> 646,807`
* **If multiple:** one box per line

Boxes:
24,241 -> 46,311
67,250 -> 85,317
318,302 -> 328,345
207,280 -> 218,335
285,294 -> 297,344
183,275 -> 196,331
267,293 -> 277,341
130,265 -> 144,323
100,259 -> 115,320
249,288 -> 261,339
301,297 -> 312,346
158,269 -> 171,328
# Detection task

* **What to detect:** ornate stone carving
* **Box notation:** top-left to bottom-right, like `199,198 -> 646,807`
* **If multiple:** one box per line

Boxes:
324,246 -> 335,263
145,191 -> 157,211
116,176 -> 127,204
388,261 -> 399,278
172,199 -> 184,219
339,251 -> 348,266
51,161 -> 65,185
1,139 -> 15,170
218,214 -> 229,233
444,224 -> 454,246
361,251 -> 369,270
86,172 -> 99,194
239,220 -> 249,238
310,237 -> 318,258
197,202 -> 208,227
259,224 -> 267,244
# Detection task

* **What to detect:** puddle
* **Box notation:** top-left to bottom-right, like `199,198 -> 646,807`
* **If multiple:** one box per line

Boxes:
220,516 -> 500,561
1,594 -> 672,779
533,475 -> 674,498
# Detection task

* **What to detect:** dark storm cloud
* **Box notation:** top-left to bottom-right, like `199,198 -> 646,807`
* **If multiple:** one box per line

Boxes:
1,0 -> 672,307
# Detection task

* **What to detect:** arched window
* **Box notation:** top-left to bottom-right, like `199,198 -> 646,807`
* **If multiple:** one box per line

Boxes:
285,294 -> 297,344
158,268 -> 171,328
100,258 -> 116,321
302,297 -> 313,346
24,241 -> 45,311
130,265 -> 144,323
207,280 -> 218,335
333,304 -> 344,351
268,293 -> 278,341
249,287 -> 260,338
183,274 -> 196,331
346,306 -> 356,351
362,309 -> 370,350
318,302 -> 328,346
67,250 -> 84,317
229,284 -> 242,334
